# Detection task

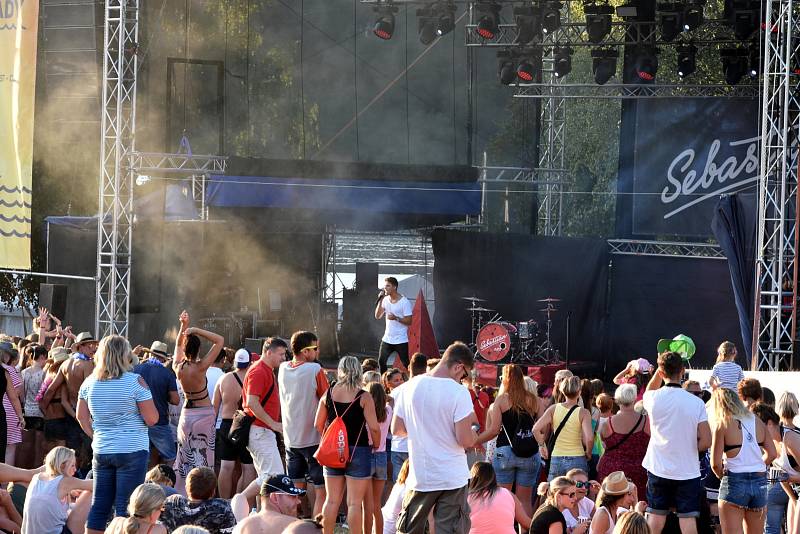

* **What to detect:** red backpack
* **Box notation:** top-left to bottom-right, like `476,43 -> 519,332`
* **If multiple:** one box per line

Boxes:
314,389 -> 364,468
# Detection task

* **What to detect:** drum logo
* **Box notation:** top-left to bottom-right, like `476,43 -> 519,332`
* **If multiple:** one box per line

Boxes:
480,335 -> 507,351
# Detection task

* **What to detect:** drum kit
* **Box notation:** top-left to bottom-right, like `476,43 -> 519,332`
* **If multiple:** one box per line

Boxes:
464,296 -> 562,365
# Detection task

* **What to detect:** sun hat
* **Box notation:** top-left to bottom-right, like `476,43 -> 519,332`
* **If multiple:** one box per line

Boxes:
49,346 -> 70,363
601,471 -> 635,496
74,332 -> 96,345
149,341 -> 169,359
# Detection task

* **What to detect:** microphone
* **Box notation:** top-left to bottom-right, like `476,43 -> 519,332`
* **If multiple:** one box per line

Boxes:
375,289 -> 386,304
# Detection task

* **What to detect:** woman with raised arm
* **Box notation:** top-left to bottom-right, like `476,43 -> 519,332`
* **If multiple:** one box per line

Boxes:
171,310 -> 224,496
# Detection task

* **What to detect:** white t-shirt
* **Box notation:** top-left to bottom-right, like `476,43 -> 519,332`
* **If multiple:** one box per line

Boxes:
381,295 -> 414,344
641,384 -> 708,480
394,375 -> 474,491
390,382 -> 409,453
206,366 -> 225,429
562,497 -> 595,528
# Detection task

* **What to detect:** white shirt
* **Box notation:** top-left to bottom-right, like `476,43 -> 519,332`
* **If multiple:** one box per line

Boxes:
390,382 -> 409,453
381,295 -> 414,344
394,375 -> 474,491
641,384 -> 708,480
206,367 -> 225,429
562,497 -> 595,528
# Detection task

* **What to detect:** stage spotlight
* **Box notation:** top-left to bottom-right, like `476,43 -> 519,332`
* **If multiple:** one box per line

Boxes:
497,50 -> 519,85
513,6 -> 541,45
721,47 -> 748,85
633,46 -> 658,81
541,1 -> 562,34
748,43 -> 760,77
728,1 -> 759,40
437,11 -> 455,36
517,58 -> 537,81
553,46 -> 573,78
683,2 -> 704,30
657,4 -> 683,42
677,44 -> 697,78
591,48 -> 618,85
476,2 -> 501,40
584,3 -> 613,43
373,3 -> 399,40
418,20 -> 438,44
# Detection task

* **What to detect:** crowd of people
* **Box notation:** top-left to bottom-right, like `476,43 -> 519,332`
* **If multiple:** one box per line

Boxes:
0,279 -> 790,534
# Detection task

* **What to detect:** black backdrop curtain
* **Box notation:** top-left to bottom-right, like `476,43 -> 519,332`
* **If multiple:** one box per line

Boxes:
431,229 -> 609,368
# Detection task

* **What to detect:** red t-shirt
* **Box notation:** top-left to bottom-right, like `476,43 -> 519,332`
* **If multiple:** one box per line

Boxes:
242,360 -> 280,428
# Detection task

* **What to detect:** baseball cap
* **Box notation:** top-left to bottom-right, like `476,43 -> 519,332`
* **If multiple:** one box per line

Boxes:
234,348 -> 252,369
635,358 -> 651,374
260,474 -> 306,497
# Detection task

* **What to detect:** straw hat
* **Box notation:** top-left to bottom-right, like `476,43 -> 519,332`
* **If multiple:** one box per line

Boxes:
601,471 -> 635,496
49,346 -> 70,363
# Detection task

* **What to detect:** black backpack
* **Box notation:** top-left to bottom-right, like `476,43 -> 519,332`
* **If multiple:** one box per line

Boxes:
501,410 -> 537,458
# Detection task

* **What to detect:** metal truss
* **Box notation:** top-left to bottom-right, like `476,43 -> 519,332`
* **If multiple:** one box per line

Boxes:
127,152 -> 227,174
608,239 -> 726,259
538,49 -> 566,236
513,83 -> 761,99
323,227 -> 337,303
479,165 -> 536,182
96,0 -> 139,338
465,20 -> 742,48
752,0 -> 800,371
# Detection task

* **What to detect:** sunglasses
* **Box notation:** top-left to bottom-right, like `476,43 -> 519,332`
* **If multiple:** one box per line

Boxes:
574,481 -> 590,489
560,491 -> 577,498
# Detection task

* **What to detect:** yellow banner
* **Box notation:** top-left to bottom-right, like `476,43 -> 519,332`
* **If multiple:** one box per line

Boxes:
0,0 -> 38,269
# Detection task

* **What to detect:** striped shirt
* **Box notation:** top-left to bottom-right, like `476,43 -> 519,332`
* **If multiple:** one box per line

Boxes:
711,361 -> 745,391
78,371 -> 152,453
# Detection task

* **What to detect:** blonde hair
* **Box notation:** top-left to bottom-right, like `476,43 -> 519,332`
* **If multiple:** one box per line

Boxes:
337,356 -> 363,390
777,391 -> 799,421
94,335 -> 133,380
613,511 -> 651,534
560,375 -> 582,399
396,459 -> 411,485
173,527 -> 211,534
543,476 -> 575,506
523,376 -> 539,395
712,387 -> 751,429
362,370 -> 381,386
45,446 -> 75,477
716,341 -> 737,363
124,484 -> 166,534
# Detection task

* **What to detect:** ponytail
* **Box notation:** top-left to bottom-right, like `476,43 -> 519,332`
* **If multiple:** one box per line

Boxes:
124,517 -> 140,534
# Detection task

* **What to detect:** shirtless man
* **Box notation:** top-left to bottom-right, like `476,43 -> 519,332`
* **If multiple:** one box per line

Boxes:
40,332 -> 97,471
213,349 -> 257,498
234,474 -> 304,534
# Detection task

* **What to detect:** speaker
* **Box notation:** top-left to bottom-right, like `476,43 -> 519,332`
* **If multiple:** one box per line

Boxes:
355,262 -> 379,294
39,284 -> 68,321
245,337 -> 265,354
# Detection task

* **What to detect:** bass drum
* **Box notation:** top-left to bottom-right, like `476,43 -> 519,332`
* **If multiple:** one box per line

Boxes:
476,322 -> 517,362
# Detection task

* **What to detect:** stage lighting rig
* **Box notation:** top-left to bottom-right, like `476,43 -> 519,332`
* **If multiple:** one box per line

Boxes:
633,46 -> 659,82
541,0 -> 563,34
748,42 -> 759,77
373,3 -> 399,40
657,3 -> 683,42
677,43 -> 697,77
436,2 -> 456,36
497,49 -> 520,85
726,0 -> 759,40
416,3 -> 456,44
721,47 -> 748,84
514,5 -> 541,45
516,49 -> 542,82
476,2 -> 502,40
591,48 -> 618,85
553,46 -> 573,78
584,3 -> 613,43
683,2 -> 704,30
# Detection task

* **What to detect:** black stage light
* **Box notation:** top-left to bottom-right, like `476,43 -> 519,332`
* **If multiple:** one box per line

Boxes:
634,46 -> 659,81
729,3 -> 759,40
541,1 -> 562,34
657,4 -> 683,42
683,2 -> 704,30
553,46 -> 573,78
721,47 -> 748,85
584,3 -> 614,43
513,6 -> 541,45
517,58 -> 537,81
591,48 -> 618,85
437,11 -> 455,36
748,43 -> 759,77
373,4 -> 398,40
497,50 -> 519,85
677,44 -> 697,77
419,19 -> 438,44
476,2 -> 501,40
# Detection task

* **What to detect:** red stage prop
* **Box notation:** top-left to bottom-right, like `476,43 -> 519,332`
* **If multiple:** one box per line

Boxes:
407,289 -> 439,370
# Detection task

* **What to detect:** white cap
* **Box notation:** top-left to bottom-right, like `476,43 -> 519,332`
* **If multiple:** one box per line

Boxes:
234,348 -> 251,367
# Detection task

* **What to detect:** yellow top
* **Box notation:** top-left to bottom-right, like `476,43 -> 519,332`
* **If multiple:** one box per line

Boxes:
551,403 -> 584,457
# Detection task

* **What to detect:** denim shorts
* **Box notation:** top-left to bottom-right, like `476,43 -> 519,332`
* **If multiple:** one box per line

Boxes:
391,451 -> 408,483
323,446 -> 373,479
148,424 -> 177,462
548,456 -> 588,481
719,471 -> 768,510
646,472 -> 702,517
371,451 -> 388,481
287,445 -> 324,486
493,446 -> 541,487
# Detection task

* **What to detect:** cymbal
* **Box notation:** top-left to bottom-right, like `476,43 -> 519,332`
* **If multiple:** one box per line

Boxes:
539,308 -> 559,312
468,307 -> 494,312
462,296 -> 486,302
538,297 -> 561,302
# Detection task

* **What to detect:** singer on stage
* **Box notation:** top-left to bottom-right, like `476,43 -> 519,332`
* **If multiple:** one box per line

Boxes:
374,276 -> 413,372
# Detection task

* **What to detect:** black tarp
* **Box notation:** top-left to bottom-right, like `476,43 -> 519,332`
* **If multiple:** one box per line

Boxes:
431,229 -> 609,368
711,193 -> 758,362
606,254 -> 742,370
